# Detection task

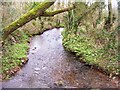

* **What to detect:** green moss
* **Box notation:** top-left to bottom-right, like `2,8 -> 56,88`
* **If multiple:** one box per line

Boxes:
3,1 -> 55,40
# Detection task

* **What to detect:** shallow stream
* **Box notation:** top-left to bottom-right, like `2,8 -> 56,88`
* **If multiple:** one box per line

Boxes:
2,28 -> 118,88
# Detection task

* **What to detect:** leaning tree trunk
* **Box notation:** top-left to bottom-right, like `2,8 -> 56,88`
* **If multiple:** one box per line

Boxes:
3,1 -> 55,41
2,0 -> 74,41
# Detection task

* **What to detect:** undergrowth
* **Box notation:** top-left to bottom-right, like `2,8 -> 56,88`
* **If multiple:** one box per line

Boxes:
62,8 -> 119,76
2,30 -> 29,80
62,28 -> 119,75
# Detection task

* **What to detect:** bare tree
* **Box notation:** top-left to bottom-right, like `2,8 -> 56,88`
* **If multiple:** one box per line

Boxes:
108,0 -> 112,25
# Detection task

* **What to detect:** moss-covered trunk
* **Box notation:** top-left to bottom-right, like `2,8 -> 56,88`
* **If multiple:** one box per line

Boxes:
2,0 -> 75,41
3,1 -> 55,41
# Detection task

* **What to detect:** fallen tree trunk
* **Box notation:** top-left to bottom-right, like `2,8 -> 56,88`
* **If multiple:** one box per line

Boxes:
3,1 -> 55,41
3,0 -> 75,41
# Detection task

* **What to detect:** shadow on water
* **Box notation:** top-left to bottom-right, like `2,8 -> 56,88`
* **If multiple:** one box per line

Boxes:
2,28 -> 119,88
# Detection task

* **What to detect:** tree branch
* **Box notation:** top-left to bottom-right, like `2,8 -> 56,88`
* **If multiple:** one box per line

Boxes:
42,6 -> 75,17
3,0 -> 55,41
3,0 -> 75,41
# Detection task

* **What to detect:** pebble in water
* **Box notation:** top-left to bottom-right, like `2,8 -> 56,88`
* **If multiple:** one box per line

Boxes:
54,80 -> 64,87
42,66 -> 46,70
32,47 -> 37,50
34,68 -> 40,71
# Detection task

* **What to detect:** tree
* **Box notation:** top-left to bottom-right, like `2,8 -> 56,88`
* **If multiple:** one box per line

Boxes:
108,0 -> 112,25
118,1 -> 120,60
105,0 -> 113,30
2,0 -> 75,41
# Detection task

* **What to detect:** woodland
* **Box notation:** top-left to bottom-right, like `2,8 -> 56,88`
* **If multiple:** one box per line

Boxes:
0,0 -> 120,88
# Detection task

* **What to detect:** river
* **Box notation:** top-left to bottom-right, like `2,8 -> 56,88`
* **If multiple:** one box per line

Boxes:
2,28 -> 118,88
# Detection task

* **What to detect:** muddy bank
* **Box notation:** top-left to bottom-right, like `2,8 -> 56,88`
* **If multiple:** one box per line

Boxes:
2,28 -> 119,88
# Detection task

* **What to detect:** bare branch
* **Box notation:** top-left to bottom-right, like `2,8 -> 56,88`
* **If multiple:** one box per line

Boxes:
42,6 -> 75,17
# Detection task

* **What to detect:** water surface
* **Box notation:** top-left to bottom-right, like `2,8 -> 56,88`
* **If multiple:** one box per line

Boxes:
2,28 -> 118,88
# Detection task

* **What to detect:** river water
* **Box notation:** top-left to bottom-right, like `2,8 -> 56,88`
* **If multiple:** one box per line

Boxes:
2,28 -> 118,88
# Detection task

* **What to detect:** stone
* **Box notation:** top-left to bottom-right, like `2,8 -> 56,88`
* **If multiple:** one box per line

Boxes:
34,68 -> 40,71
